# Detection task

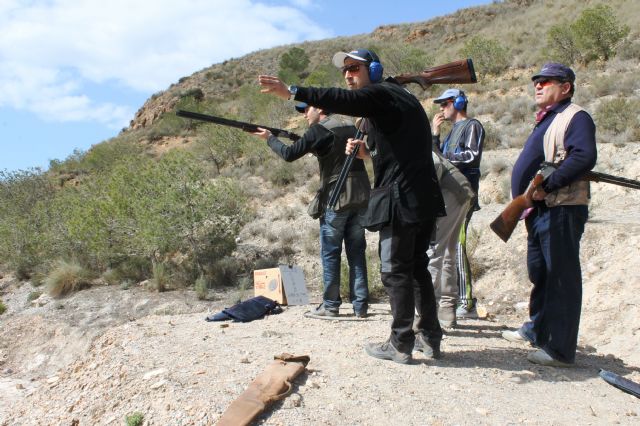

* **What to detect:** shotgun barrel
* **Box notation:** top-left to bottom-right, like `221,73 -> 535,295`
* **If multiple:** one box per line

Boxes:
176,110 -> 301,141
326,126 -> 365,211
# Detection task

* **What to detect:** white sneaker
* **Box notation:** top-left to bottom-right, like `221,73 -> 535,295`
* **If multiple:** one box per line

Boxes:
502,329 -> 528,343
527,349 -> 573,368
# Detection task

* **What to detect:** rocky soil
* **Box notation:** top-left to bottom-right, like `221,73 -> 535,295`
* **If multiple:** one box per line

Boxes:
1,143 -> 640,425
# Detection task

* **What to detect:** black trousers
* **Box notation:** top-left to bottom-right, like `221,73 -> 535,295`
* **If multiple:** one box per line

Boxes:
379,215 -> 442,353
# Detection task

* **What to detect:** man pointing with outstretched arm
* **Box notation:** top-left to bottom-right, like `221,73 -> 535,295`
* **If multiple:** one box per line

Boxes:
258,48 -> 446,364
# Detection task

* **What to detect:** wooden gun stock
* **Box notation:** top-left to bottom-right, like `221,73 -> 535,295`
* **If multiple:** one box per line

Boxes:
490,173 -> 543,243
394,59 -> 477,89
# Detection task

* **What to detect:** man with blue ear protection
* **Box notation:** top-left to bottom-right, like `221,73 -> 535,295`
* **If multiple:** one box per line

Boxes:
432,88 -> 485,323
258,48 -> 446,364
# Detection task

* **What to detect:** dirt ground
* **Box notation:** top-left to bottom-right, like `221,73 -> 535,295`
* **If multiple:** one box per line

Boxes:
1,143 -> 639,425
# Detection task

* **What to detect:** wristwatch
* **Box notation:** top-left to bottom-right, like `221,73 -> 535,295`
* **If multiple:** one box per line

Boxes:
287,85 -> 298,100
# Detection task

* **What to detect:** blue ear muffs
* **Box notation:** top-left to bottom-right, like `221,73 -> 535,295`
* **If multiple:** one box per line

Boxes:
453,91 -> 467,111
368,61 -> 383,83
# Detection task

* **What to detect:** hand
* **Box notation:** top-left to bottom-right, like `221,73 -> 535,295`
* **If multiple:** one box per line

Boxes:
346,138 -> 369,159
252,127 -> 272,140
432,113 -> 445,136
258,75 -> 290,100
532,186 -> 548,201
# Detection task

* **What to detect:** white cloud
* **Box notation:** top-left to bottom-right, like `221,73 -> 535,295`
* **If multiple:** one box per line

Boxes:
0,0 -> 331,128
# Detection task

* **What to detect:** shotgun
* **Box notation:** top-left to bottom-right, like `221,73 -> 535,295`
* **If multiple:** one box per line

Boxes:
326,121 -> 365,211
327,59 -> 478,212
490,162 -> 640,242
599,369 -> 640,399
176,110 -> 301,141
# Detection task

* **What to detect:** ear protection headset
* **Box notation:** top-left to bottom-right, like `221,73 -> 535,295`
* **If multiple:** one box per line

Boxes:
363,49 -> 383,83
453,91 -> 467,111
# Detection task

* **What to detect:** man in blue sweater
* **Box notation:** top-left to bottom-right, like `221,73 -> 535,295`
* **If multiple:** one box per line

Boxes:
503,63 -> 597,367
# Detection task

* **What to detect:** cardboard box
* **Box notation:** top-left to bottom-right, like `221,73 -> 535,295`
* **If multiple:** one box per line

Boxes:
253,265 -> 309,305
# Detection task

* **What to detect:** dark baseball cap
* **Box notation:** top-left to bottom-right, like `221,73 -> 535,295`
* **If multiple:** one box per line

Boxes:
531,62 -> 576,83
332,49 -> 380,68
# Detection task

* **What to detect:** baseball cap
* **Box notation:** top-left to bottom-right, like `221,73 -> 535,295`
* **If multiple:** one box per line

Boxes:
531,62 -> 575,82
294,102 -> 308,113
332,49 -> 380,68
433,88 -> 463,104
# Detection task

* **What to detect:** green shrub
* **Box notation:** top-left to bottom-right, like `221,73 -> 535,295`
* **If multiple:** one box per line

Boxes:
150,261 -> 170,292
547,23 -> 580,64
571,5 -> 629,63
304,63 -> 342,87
279,47 -> 310,80
45,260 -> 90,298
379,45 -> 434,76
0,168 -> 59,277
209,256 -> 241,287
195,274 -> 208,300
482,123 -> 503,151
365,248 -> 386,301
547,5 -> 629,65
27,291 -> 42,302
595,98 -> 640,136
268,163 -> 296,186
0,300 -> 6,315
459,36 -> 509,76
125,412 -> 144,426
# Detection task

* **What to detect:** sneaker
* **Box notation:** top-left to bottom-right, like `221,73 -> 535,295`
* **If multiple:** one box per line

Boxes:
414,334 -> 442,359
365,341 -> 412,364
354,311 -> 368,319
527,349 -> 573,368
456,304 -> 479,320
304,303 -> 338,318
502,329 -> 530,344
438,306 -> 457,329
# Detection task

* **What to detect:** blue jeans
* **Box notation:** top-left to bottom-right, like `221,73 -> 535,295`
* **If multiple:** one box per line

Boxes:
522,204 -> 588,363
319,208 -> 368,313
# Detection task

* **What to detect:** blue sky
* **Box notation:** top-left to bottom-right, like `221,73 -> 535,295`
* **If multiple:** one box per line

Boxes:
0,0 -> 492,172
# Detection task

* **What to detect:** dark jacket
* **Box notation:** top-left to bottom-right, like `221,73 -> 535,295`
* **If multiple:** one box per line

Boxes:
295,78 -> 445,224
266,114 -> 369,212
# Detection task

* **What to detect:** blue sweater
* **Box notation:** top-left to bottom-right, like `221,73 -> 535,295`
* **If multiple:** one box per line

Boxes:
511,99 -> 597,199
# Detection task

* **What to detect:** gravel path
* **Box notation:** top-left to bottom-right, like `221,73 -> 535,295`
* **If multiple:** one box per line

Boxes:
2,300 -> 639,425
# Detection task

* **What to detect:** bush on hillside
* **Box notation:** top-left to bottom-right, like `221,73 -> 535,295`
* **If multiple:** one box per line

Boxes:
304,63 -> 342,87
459,36 -> 509,76
379,45 -> 434,76
0,169 -> 59,278
546,24 -> 580,65
595,98 -> 640,137
278,47 -> 310,80
547,5 -> 629,64
0,148 -> 249,285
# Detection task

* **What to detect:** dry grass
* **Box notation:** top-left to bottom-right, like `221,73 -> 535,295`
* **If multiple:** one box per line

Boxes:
45,260 -> 90,298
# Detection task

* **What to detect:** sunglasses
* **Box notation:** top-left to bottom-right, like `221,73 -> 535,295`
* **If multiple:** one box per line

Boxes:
341,64 -> 362,75
533,78 -> 562,88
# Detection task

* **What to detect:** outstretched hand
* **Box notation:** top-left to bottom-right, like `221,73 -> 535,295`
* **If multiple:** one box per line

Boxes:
251,127 -> 272,141
258,75 -> 290,100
